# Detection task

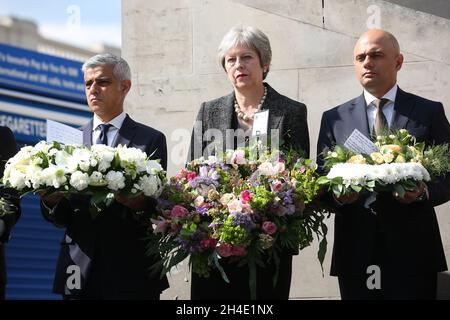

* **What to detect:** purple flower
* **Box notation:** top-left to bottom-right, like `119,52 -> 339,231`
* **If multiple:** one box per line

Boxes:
189,176 -> 219,188
195,206 -> 209,215
199,166 -> 208,177
283,190 -> 293,205
230,212 -> 255,230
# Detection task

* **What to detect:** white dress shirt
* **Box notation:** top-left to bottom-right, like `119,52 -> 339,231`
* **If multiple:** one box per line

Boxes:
364,84 -> 398,134
92,111 -> 127,146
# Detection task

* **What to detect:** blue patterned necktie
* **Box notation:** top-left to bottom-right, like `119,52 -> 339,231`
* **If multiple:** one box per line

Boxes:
95,123 -> 112,145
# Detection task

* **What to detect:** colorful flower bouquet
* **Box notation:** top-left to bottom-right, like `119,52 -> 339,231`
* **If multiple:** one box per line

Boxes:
318,129 -> 450,198
147,146 -> 328,299
1,141 -> 166,216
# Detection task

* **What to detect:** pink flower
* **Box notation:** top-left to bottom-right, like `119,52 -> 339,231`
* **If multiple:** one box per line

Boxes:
200,238 -> 217,249
231,246 -> 247,257
262,221 -> 277,235
170,205 -> 189,218
216,243 -> 233,257
271,180 -> 283,192
187,171 -> 197,182
240,190 -> 253,204
175,168 -> 188,180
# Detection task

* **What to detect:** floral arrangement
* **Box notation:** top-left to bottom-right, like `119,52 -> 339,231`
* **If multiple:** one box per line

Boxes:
1,141 -> 166,216
318,129 -> 450,198
147,146 -> 328,299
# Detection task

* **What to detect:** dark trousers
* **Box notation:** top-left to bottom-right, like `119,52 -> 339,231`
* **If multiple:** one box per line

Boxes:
338,232 -> 438,300
191,253 -> 293,300
0,284 -> 4,300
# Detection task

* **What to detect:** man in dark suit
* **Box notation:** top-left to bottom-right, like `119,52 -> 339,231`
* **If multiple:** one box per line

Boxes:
0,126 -> 20,300
317,29 -> 450,299
41,54 -> 169,299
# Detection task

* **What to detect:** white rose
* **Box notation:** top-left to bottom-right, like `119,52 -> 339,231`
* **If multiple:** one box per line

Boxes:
105,171 -> 125,191
69,171 -> 89,191
257,162 -> 274,176
382,152 -> 395,164
89,171 -> 107,186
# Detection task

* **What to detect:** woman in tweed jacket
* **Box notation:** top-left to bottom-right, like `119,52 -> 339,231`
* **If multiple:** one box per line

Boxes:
188,25 -> 310,300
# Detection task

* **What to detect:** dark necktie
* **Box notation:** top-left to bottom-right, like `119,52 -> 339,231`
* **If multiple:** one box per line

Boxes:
95,123 -> 112,145
373,98 -> 389,136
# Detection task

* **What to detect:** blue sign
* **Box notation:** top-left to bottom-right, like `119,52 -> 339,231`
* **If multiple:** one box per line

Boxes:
0,43 -> 86,103
0,111 -> 47,143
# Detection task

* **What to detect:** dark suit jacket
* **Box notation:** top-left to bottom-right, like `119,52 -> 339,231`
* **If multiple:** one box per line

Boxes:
0,126 -> 20,288
189,83 -> 310,161
41,115 -> 169,299
317,88 -> 450,277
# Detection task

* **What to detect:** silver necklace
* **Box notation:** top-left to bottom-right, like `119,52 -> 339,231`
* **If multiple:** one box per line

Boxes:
234,86 -> 267,121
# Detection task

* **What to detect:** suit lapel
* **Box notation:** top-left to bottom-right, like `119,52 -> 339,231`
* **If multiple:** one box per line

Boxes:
114,114 -> 138,147
262,84 -> 283,130
349,94 -> 371,138
391,88 -> 414,130
82,120 -> 93,147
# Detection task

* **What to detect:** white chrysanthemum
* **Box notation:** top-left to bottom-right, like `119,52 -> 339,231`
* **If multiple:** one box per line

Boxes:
105,171 -> 125,190
25,165 -> 44,189
328,162 -> 431,186
69,171 -> 89,191
7,170 -> 27,190
135,175 -> 162,197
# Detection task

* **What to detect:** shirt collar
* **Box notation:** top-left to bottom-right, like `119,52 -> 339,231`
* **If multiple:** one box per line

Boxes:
364,84 -> 398,107
93,111 -> 127,131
